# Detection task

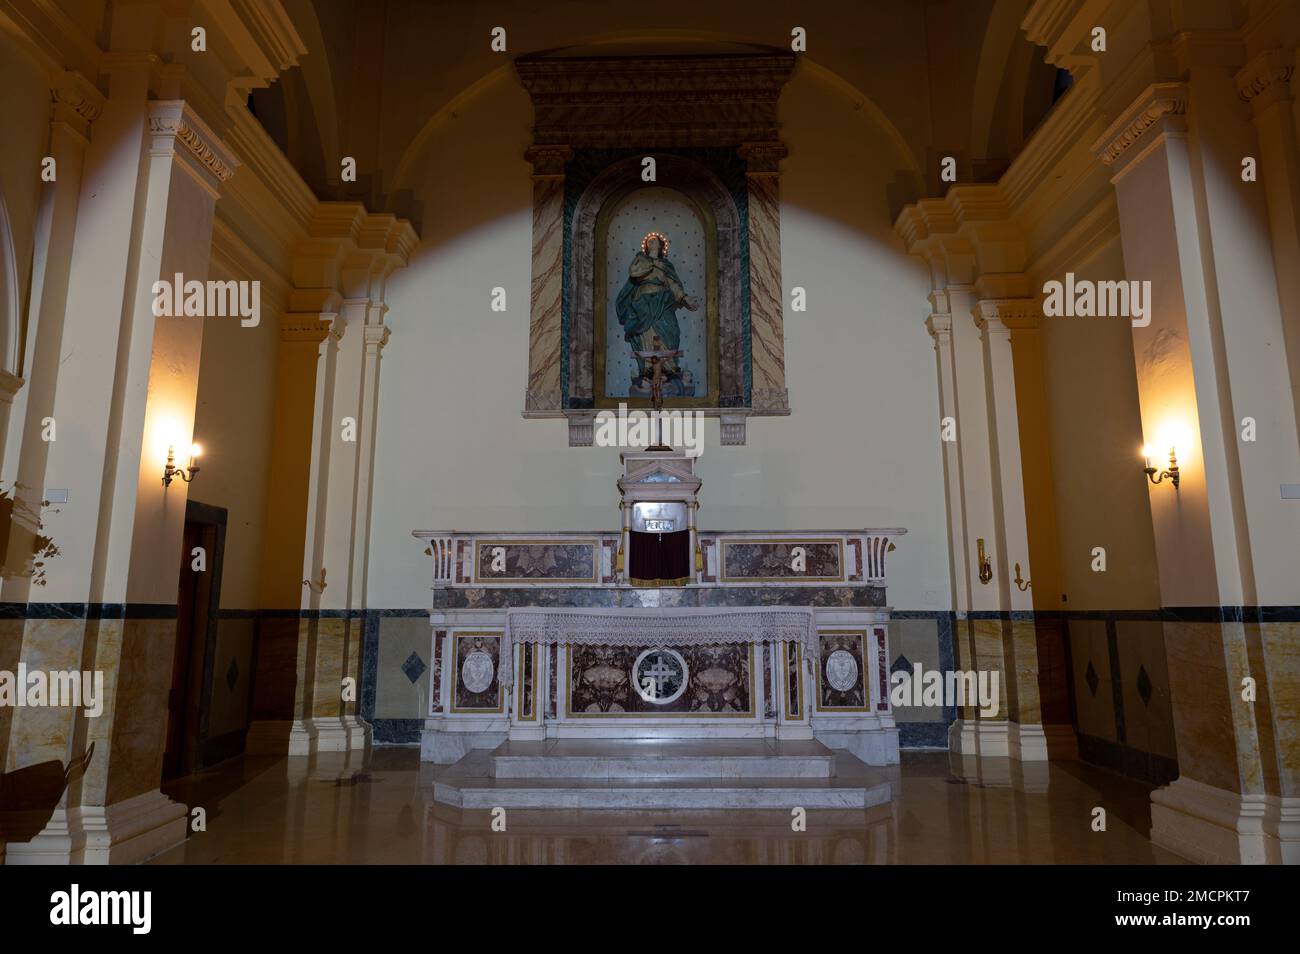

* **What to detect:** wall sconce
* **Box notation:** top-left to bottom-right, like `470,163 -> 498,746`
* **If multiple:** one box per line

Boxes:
1143,444 -> 1179,489
163,443 -> 201,487
976,538 -> 993,584
1013,562 -> 1031,591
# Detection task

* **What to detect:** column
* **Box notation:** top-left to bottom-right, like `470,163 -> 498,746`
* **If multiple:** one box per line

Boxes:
975,297 -> 1054,760
246,206 -> 415,756
1096,71 -> 1300,862
945,280 -> 1011,756
5,72 -> 240,862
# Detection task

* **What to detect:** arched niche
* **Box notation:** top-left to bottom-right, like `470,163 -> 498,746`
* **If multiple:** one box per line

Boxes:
570,153 -> 741,410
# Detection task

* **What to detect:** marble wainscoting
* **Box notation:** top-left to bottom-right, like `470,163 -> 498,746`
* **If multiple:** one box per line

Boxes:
246,610 -> 369,756
0,604 -> 188,864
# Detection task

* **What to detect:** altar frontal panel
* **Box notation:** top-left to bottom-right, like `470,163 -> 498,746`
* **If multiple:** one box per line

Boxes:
719,539 -> 844,582
566,644 -> 754,716
450,631 -> 504,713
815,629 -> 868,711
473,540 -> 598,583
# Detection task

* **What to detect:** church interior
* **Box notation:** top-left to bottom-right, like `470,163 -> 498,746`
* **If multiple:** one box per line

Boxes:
0,0 -> 1296,875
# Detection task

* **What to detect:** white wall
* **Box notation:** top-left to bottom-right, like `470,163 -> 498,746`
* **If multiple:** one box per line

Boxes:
367,67 -> 949,610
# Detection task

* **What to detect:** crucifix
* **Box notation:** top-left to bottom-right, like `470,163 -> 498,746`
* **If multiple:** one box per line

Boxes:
632,349 -> 682,452
641,654 -> 677,699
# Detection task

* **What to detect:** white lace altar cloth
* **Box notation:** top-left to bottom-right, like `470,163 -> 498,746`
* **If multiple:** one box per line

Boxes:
499,606 -> 816,689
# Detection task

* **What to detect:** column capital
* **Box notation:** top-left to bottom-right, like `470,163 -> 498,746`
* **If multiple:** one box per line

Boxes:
975,298 -> 1040,334
1091,83 -> 1189,169
523,144 -> 572,178
148,100 -> 240,195
1236,48 -> 1296,114
925,312 -> 952,340
363,323 -> 391,353
49,70 -> 104,141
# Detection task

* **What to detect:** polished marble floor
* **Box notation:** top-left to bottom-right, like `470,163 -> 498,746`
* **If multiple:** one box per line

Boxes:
149,748 -> 1189,864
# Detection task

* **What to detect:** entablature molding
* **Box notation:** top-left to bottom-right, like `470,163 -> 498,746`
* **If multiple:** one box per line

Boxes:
1091,82 -> 1189,168
516,53 -> 796,149
148,99 -> 241,196
49,70 -> 104,141
291,205 -> 418,303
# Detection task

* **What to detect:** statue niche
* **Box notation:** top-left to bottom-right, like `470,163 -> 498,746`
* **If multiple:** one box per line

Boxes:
578,155 -> 738,412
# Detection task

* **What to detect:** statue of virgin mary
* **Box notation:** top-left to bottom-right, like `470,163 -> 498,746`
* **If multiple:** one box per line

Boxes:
615,231 -> 699,385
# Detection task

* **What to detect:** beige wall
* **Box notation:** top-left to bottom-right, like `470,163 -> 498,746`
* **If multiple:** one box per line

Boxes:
365,66 -> 950,610
190,273 -> 281,608
1036,239 -> 1162,611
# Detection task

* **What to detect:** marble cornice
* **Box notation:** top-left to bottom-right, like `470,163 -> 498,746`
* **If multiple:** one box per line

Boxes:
1236,48 -> 1295,109
1091,83 -> 1189,167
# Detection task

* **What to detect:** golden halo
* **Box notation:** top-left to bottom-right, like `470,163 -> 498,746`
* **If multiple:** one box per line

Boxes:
640,231 -> 669,257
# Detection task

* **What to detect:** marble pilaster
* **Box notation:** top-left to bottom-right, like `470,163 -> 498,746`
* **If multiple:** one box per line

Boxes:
524,145 -> 570,414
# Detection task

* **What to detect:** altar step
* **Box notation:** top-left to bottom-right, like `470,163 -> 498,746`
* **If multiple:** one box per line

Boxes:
489,739 -> 835,779
432,743 -> 892,810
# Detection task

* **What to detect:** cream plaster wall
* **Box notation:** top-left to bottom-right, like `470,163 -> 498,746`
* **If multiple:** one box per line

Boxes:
190,278 -> 281,608
366,67 -> 949,610
1036,238 -> 1162,610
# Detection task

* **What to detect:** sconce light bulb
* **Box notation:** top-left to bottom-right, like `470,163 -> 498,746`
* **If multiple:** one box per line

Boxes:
190,443 -> 202,460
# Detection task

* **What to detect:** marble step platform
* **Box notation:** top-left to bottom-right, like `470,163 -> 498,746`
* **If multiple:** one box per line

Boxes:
489,739 -> 836,779
433,746 -> 892,810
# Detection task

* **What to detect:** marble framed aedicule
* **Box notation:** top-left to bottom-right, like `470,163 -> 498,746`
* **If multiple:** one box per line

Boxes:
517,54 -> 796,445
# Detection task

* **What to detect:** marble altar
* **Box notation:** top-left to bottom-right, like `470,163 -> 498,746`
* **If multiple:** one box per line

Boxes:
413,450 -> 906,785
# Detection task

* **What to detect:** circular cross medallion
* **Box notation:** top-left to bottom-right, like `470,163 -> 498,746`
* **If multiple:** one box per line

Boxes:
633,648 -> 688,704
461,650 -> 495,694
825,649 -> 859,692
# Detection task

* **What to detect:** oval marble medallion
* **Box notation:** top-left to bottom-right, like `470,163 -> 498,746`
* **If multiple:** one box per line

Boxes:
461,650 -> 495,694
825,649 -> 859,692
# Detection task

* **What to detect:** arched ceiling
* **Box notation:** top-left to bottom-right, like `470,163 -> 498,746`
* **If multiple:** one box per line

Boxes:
256,0 -> 1055,215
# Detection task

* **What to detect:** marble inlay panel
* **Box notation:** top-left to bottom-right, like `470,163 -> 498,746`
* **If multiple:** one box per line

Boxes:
1164,621 -> 1242,790
311,617 -> 348,719
1261,621 -> 1300,793
816,630 -> 867,710
1066,619 -> 1115,741
746,172 -> 785,405
784,641 -> 801,719
720,540 -> 841,582
971,619 -> 1009,717
375,617 -> 433,720
473,541 -> 597,582
451,632 -> 502,713
103,619 -> 175,806
528,175 -> 566,407
567,644 -> 752,716
6,618 -> 86,773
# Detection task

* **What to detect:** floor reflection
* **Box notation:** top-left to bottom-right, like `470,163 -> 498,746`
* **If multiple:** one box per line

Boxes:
145,748 -> 1187,865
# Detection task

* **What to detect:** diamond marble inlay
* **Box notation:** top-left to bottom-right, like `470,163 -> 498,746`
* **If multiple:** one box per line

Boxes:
890,654 -> 911,675
402,651 -> 427,684
1136,664 -> 1153,707
1085,660 -> 1100,697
